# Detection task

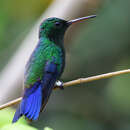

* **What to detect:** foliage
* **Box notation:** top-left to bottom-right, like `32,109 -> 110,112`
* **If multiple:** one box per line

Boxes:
0,108 -> 37,129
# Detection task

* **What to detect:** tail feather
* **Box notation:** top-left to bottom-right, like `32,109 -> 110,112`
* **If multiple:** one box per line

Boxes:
25,94 -> 35,118
32,86 -> 42,120
23,95 -> 33,115
28,95 -> 36,119
12,82 -> 42,123
12,106 -> 22,123
33,94 -> 41,120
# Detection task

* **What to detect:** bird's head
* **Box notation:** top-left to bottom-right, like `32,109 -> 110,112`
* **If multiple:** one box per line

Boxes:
39,17 -> 69,40
39,15 -> 96,44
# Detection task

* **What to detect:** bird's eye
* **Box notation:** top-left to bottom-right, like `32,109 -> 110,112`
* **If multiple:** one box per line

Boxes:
55,22 -> 61,27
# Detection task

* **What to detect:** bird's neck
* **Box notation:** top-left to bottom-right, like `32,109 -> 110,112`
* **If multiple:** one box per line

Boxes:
39,33 -> 64,48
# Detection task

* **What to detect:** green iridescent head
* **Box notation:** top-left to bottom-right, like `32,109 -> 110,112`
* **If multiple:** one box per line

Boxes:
39,17 -> 69,41
39,15 -> 96,42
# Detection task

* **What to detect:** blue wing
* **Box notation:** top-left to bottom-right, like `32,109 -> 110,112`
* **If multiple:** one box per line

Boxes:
40,58 -> 59,111
12,58 -> 59,123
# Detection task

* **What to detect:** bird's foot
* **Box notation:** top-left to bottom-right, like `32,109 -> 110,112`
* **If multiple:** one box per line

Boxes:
54,80 -> 64,90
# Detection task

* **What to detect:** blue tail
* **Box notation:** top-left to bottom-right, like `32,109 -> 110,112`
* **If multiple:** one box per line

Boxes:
12,81 -> 42,123
12,60 -> 59,123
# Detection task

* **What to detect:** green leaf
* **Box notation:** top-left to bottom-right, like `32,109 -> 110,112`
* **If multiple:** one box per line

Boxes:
1,124 -> 37,130
0,108 -> 26,127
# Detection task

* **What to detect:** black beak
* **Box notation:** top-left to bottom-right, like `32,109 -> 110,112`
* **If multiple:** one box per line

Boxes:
67,15 -> 96,25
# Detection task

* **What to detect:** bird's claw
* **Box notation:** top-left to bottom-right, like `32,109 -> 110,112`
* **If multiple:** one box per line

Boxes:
55,80 -> 64,90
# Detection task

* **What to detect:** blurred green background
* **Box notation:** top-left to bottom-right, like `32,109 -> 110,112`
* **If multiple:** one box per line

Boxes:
0,0 -> 129,130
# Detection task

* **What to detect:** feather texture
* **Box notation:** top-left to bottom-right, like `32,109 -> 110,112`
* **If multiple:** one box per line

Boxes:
12,82 -> 42,123
12,17 -> 68,123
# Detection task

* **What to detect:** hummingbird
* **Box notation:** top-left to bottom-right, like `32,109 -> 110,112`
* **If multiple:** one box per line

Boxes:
12,15 -> 96,123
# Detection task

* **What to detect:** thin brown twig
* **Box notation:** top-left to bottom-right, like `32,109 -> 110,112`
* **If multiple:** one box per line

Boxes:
0,69 -> 130,110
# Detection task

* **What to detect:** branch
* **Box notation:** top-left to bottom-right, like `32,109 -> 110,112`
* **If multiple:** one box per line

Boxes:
0,69 -> 130,110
